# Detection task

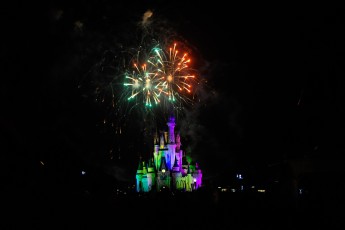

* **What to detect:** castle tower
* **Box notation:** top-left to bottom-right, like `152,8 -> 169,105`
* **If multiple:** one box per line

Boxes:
167,115 -> 176,144
185,163 -> 193,192
147,157 -> 156,189
135,159 -> 143,192
193,162 -> 202,190
135,114 -> 202,193
153,129 -> 160,171
176,132 -> 181,151
157,156 -> 171,191
166,115 -> 177,170
171,156 -> 182,190
175,132 -> 183,173
141,161 -> 149,192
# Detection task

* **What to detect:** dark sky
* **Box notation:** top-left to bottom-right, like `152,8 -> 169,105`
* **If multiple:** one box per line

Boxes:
2,1 -> 345,182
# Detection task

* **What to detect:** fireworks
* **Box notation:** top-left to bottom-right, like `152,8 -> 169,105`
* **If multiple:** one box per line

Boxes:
123,62 -> 163,108
123,42 -> 198,110
80,9 -> 206,133
73,7 -> 211,161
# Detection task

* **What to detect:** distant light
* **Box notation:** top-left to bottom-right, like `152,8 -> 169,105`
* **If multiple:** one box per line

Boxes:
81,170 -> 86,175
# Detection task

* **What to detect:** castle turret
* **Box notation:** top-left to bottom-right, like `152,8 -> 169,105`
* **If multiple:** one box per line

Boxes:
172,156 -> 179,172
154,129 -> 160,155
135,159 -> 143,192
141,161 -> 150,192
157,156 -> 171,191
135,115 -> 202,193
171,156 -> 182,190
175,132 -> 183,172
160,133 -> 165,148
147,157 -> 156,189
159,156 -> 168,172
186,163 -> 193,192
193,162 -> 202,190
181,153 -> 189,176
166,116 -> 177,170
176,132 -> 181,151
153,129 -> 159,145
167,115 -> 176,144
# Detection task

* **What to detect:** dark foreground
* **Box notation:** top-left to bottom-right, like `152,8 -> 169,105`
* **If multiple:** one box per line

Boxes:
3,183 -> 345,230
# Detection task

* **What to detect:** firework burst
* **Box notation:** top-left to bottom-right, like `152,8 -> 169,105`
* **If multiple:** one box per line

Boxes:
76,8 -> 210,160
123,48 -> 166,108
80,9 -> 205,135
149,42 -> 197,104
123,41 -> 198,113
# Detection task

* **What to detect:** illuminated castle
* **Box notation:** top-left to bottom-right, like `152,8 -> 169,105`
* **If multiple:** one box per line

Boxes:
135,115 -> 202,192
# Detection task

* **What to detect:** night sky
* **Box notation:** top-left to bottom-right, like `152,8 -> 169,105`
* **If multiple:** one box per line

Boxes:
2,1 -> 345,184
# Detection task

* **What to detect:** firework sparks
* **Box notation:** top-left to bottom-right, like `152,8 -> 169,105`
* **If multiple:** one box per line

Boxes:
123,42 -> 198,111
80,9 -> 206,133
124,62 -> 164,107
74,6 -> 211,162
150,43 -> 196,103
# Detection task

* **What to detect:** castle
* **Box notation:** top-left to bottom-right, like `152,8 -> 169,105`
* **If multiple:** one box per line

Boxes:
135,115 -> 202,192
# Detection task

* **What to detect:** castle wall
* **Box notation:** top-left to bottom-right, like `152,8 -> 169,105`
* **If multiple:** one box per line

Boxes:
136,116 -> 202,193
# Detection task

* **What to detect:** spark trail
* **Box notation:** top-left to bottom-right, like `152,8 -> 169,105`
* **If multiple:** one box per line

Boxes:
123,42 -> 198,113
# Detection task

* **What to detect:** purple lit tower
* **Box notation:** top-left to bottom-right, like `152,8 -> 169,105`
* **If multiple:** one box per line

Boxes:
136,115 -> 202,192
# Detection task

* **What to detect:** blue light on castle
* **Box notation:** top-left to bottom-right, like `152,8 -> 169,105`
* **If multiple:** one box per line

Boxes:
136,115 -> 202,192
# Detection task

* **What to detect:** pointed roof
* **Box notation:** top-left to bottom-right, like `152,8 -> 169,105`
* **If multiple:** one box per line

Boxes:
148,157 -> 153,168
147,157 -> 156,173
160,156 -> 168,171
172,156 -> 180,172
152,157 -> 156,170
160,133 -> 165,147
137,159 -> 143,170
154,128 -> 159,145
142,161 -> 147,174
176,132 -> 181,149
136,158 -> 143,174
173,156 -> 179,168
182,154 -> 188,165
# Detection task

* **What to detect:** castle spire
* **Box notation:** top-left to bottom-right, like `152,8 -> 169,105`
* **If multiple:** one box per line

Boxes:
160,156 -> 168,172
137,157 -> 143,171
173,155 -> 179,168
148,157 -> 156,172
176,131 -> 181,151
154,128 -> 159,145
135,113 -> 202,193
167,115 -> 176,144
160,132 -> 165,148
187,163 -> 191,174
142,161 -> 147,174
